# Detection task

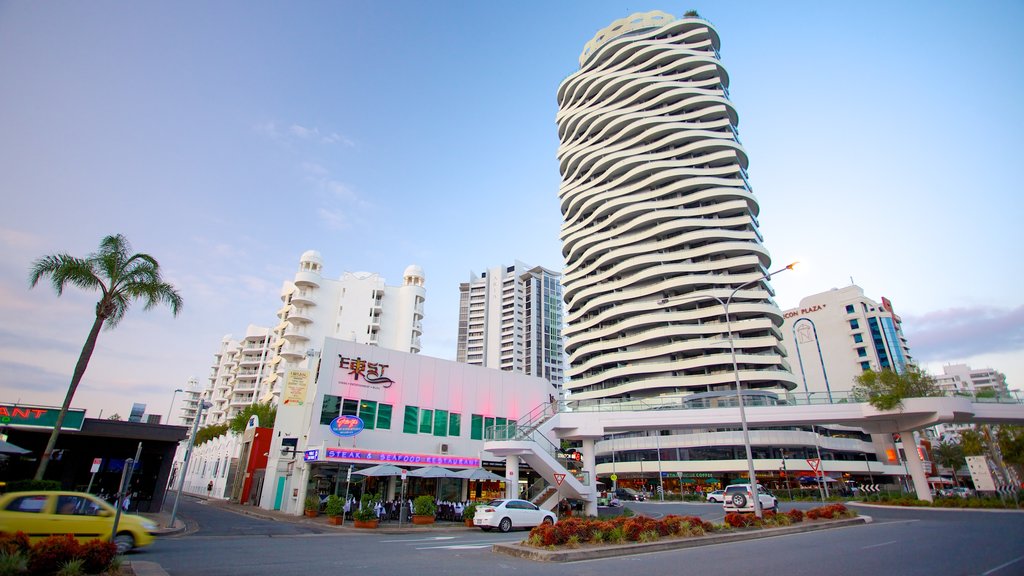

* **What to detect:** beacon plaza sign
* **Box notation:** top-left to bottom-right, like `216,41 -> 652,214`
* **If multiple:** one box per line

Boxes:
0,404 -> 86,431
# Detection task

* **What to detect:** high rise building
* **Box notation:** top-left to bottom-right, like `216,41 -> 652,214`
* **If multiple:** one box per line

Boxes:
456,262 -> 565,389
259,251 -> 426,404
557,11 -> 795,400
202,325 -> 276,426
933,364 -> 1009,397
780,285 -> 914,398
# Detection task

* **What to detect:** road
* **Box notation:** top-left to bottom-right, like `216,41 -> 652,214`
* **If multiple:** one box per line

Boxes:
141,497 -> 1024,576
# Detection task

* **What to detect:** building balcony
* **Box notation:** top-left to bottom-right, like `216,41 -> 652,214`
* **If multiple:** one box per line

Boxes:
288,308 -> 312,324
294,271 -> 320,288
282,326 -> 310,342
280,345 -> 306,360
291,289 -> 317,306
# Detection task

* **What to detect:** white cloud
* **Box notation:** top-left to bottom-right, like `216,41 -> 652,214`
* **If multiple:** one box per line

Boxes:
317,207 -> 349,230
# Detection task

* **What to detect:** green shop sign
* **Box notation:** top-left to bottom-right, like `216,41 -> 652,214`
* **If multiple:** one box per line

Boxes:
0,405 -> 85,431
677,472 -> 716,478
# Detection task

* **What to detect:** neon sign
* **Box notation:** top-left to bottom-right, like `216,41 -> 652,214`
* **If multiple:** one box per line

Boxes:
338,356 -> 395,387
321,447 -> 480,468
304,449 -> 319,462
0,404 -> 85,431
329,415 -> 365,437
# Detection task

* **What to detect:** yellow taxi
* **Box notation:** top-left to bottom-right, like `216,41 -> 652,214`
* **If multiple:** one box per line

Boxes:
0,491 -> 156,553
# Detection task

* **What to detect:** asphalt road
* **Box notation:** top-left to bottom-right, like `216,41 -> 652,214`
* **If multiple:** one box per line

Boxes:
141,497 -> 1024,576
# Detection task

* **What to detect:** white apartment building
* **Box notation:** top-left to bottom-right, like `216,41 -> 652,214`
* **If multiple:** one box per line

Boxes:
557,11 -> 796,402
781,285 -> 914,398
259,251 -> 426,404
179,377 -> 204,429
933,364 -> 1009,397
199,325 -> 276,426
456,261 -> 565,389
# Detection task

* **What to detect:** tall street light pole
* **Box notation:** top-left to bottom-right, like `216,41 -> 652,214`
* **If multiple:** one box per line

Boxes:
170,400 -> 210,529
167,388 -> 183,425
660,261 -> 797,518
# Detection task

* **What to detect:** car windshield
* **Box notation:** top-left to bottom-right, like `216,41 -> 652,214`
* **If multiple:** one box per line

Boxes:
486,499 -> 506,507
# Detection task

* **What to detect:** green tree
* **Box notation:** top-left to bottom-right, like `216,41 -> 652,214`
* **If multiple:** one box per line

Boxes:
194,423 -> 230,446
959,429 -> 986,456
995,425 -> 1024,468
228,402 -> 277,435
933,441 -> 966,486
851,367 -> 940,410
29,234 -> 182,480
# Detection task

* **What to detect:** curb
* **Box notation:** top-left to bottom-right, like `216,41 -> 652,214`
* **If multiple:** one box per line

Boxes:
851,502 -> 1024,513
493,516 -> 872,562
129,561 -> 170,576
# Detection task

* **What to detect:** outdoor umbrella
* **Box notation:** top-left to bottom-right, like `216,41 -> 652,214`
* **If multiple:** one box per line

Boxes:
452,468 -> 506,482
406,465 -> 458,478
353,464 -> 407,477
0,440 -> 30,455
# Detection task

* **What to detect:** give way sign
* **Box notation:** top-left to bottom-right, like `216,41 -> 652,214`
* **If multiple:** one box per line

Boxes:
807,458 -> 821,473
553,473 -> 566,486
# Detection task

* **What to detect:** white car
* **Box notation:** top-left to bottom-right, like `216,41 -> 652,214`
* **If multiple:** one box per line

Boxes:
474,499 -> 557,532
705,490 -> 725,503
722,484 -> 777,513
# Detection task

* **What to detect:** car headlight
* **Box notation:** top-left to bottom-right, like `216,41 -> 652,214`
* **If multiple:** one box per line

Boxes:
142,520 -> 158,531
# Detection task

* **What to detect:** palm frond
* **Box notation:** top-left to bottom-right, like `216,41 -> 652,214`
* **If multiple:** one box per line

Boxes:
28,254 -> 101,295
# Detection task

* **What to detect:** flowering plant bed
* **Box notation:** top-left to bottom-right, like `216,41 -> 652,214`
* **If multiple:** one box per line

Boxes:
866,495 -> 1022,509
524,504 -> 856,550
0,532 -> 125,575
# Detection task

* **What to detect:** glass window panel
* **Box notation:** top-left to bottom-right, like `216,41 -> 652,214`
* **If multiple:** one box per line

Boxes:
342,399 -> 358,416
403,406 -> 419,434
471,414 -> 483,440
377,404 -> 392,430
359,400 -> 377,430
420,409 -> 433,434
433,409 -> 448,437
319,395 -> 342,425
449,413 -> 461,437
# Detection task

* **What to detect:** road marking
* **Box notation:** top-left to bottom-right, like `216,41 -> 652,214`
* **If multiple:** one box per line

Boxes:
416,544 -> 493,550
983,554 -> 1024,575
862,540 -> 898,549
379,536 -> 456,543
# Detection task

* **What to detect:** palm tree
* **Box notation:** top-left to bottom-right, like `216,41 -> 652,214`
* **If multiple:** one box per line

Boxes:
933,441 -> 965,487
29,234 -> 183,480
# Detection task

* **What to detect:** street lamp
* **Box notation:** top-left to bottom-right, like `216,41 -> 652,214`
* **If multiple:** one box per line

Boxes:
659,261 -> 798,518
169,400 -> 211,528
861,452 -> 875,485
167,388 -> 183,425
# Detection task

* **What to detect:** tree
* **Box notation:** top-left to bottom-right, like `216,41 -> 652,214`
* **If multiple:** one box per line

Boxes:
29,234 -> 182,479
228,403 -> 277,435
933,441 -> 966,486
107,413 -> 122,421
959,429 -> 986,456
995,425 -> 1024,469
851,367 -> 940,411
193,423 -> 230,446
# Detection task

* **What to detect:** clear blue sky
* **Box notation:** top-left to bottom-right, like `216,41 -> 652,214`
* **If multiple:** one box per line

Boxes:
1,1 -> 1022,421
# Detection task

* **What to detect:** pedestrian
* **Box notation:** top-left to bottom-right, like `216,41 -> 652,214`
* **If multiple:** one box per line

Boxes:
207,480 -> 214,498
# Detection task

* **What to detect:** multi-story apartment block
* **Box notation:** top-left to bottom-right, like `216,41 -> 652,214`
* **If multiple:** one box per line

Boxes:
456,262 -> 564,390
259,250 -> 426,403
557,11 -> 795,401
179,377 -> 204,430
781,285 -> 914,398
200,326 -> 276,426
933,364 -> 1009,397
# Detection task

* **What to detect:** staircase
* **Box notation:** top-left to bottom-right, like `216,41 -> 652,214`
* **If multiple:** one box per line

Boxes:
484,400 -> 594,512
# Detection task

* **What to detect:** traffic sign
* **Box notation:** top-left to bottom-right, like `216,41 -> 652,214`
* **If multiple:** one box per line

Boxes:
610,473 -> 617,482
554,473 -> 566,486
90,458 -> 102,473
807,458 -> 821,473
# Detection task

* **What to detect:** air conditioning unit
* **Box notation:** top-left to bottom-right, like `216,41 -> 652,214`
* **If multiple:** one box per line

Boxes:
439,443 -> 450,455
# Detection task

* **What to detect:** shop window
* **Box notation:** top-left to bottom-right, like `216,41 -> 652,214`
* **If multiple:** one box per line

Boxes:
433,409 -> 449,436
320,394 -> 342,425
419,409 -> 433,434
471,414 -> 484,440
403,406 -> 419,434
449,413 -> 461,437
377,404 -> 393,430
342,399 -> 358,417
359,400 -> 377,430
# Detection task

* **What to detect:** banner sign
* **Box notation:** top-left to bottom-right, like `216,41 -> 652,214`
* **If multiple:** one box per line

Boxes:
283,370 -> 310,405
321,447 -> 480,468
0,404 -> 86,431
329,415 -> 364,437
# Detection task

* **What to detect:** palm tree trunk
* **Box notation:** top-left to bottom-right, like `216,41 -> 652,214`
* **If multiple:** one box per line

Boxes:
34,313 -> 106,480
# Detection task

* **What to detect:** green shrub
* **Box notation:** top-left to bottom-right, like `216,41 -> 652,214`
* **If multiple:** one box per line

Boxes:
56,558 -> 84,576
0,551 -> 28,576
637,530 -> 660,543
324,494 -> 343,517
413,495 -> 436,516
353,493 -> 380,522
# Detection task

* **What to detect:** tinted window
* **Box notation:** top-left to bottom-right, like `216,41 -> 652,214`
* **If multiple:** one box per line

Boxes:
6,495 -> 47,513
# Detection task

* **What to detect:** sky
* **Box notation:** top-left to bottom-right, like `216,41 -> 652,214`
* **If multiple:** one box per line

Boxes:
1,1 -> 1022,424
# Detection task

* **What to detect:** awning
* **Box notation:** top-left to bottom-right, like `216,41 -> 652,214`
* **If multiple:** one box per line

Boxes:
0,440 -> 30,455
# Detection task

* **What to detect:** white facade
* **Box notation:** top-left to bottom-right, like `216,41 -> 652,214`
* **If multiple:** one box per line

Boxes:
456,261 -> 565,389
260,338 -> 556,515
557,11 -> 795,401
781,285 -> 914,398
201,325 -> 276,426
259,251 -> 426,404
933,364 -> 1009,397
179,377 -> 204,429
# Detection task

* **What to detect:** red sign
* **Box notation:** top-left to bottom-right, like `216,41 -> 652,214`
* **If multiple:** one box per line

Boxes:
554,473 -> 566,486
807,458 -> 821,473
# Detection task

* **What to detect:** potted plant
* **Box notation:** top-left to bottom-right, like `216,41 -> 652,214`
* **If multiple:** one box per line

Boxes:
462,502 -> 478,527
325,494 -> 344,525
353,493 -> 380,529
304,495 -> 320,518
412,495 -> 437,525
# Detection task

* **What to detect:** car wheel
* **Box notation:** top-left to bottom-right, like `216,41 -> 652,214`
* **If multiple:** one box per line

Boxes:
542,517 -> 554,526
498,517 -> 512,533
113,532 -> 135,554
731,494 -> 747,508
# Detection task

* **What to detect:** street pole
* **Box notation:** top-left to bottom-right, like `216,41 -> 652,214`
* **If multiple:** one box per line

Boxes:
167,388 -> 183,426
655,432 -> 665,501
111,442 -> 142,541
170,400 -> 210,528
811,425 -> 827,503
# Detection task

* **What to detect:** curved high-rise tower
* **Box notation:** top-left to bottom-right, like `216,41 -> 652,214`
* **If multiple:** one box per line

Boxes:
557,11 -> 797,401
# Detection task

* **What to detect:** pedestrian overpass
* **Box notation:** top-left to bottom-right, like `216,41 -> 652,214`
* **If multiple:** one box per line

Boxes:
484,393 -> 1024,515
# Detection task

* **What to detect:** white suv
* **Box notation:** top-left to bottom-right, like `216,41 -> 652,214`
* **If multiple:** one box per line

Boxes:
722,484 -> 777,513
